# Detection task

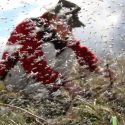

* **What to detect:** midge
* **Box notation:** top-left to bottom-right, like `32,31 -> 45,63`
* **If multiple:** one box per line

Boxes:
0,0 -> 115,98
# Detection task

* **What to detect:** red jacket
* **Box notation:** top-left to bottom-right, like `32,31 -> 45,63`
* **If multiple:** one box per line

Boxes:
0,13 -> 99,85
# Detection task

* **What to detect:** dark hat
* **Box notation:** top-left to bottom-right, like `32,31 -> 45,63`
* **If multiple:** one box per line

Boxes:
52,0 -> 85,28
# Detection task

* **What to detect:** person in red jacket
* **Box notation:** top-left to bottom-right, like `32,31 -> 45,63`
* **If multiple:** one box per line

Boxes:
0,0 -> 115,97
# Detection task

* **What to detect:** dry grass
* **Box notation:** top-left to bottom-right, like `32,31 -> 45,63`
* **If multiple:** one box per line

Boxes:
1,56 -> 125,125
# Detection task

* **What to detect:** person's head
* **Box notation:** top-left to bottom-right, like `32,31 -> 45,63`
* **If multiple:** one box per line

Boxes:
51,0 -> 85,28
42,0 -> 85,40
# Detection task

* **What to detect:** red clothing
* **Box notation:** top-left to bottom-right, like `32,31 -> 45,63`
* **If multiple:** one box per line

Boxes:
0,13 -> 99,85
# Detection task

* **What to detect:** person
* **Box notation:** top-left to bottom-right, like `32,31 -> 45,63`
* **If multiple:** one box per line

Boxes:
0,0 -> 115,98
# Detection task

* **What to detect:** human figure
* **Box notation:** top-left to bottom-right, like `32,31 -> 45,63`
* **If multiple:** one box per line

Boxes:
0,0 -> 115,98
